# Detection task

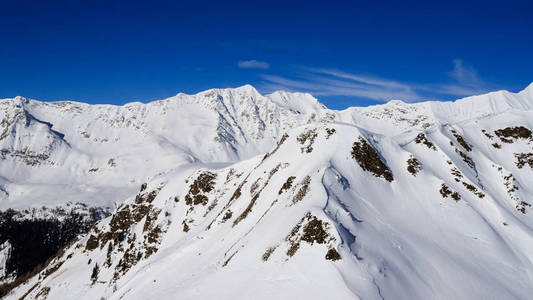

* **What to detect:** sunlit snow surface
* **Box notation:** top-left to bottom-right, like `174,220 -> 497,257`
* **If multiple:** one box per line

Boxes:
3,83 -> 533,299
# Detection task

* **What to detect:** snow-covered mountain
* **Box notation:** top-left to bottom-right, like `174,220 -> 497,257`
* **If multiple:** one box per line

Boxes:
0,85 -> 333,210
2,83 -> 533,299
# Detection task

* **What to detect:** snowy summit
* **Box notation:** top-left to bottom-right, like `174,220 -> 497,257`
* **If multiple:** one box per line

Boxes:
1,83 -> 533,299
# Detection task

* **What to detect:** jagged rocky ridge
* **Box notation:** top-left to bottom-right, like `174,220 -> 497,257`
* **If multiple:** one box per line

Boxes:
2,83 -> 533,299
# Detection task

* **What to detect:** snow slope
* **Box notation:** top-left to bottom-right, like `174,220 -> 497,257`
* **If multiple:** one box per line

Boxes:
4,83 -> 533,299
0,85 -> 333,210
2,83 -> 532,210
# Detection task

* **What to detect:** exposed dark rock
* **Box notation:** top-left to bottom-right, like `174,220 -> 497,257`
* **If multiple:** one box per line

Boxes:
414,133 -> 436,150
90,263 -> 99,284
407,156 -> 421,176
35,286 -> 51,298
440,184 -> 461,201
451,130 -> 472,151
482,129 -> 494,139
262,246 -> 277,261
182,220 -> 190,233
85,235 -> 99,251
221,210 -> 233,222
233,164 -> 282,226
351,137 -> 394,182
250,178 -> 261,196
450,167 -> 463,179
287,243 -> 300,257
262,133 -> 289,161
515,153 -> 533,169
301,216 -> 330,244
279,176 -> 296,195
297,129 -> 318,153
285,213 -> 336,259
325,128 -> 336,139
0,148 -> 50,166
461,181 -> 485,199
494,126 -> 532,143
456,149 -> 475,169
292,176 -> 311,204
325,248 -> 341,261
517,201 -> 532,214
222,251 -> 237,267
184,172 -> 217,206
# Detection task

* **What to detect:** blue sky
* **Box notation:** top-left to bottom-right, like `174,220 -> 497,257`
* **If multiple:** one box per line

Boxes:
1,0 -> 532,109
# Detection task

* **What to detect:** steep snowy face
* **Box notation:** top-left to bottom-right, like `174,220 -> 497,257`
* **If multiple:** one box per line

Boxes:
8,105 -> 533,300
0,86 -> 331,209
2,84 -> 532,210
0,98 -> 70,167
0,86 -> 334,286
2,83 -> 533,299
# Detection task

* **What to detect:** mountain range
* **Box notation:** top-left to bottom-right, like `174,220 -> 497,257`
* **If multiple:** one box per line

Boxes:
1,83 -> 533,299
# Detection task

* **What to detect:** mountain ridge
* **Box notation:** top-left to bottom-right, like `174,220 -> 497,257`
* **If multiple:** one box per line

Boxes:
5,82 -> 532,110
0,83 -> 532,209
6,117 -> 533,299
1,83 -> 533,299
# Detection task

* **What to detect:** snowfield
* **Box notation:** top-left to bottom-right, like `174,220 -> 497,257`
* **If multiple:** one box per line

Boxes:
2,83 -> 533,299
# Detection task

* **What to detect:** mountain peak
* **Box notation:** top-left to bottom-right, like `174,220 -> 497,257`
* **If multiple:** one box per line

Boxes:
3,83 -> 533,299
234,84 -> 258,93
193,84 -> 260,97
381,99 -> 408,106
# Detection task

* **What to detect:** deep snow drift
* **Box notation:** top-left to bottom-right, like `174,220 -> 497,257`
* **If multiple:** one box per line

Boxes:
2,83 -> 533,299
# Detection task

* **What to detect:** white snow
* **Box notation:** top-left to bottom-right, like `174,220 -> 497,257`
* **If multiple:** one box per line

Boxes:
0,241 -> 11,279
2,83 -> 533,299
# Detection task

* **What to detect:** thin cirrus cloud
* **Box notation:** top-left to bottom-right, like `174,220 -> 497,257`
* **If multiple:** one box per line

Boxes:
258,60 -> 491,103
238,60 -> 270,69
259,69 -> 421,102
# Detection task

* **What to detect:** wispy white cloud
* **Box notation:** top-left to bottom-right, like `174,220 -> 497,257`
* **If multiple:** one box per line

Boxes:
260,68 -> 421,102
414,60 -> 488,97
238,60 -> 270,69
450,59 -> 481,86
303,67 -> 411,90
261,73 -> 421,101
259,60 -> 491,102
